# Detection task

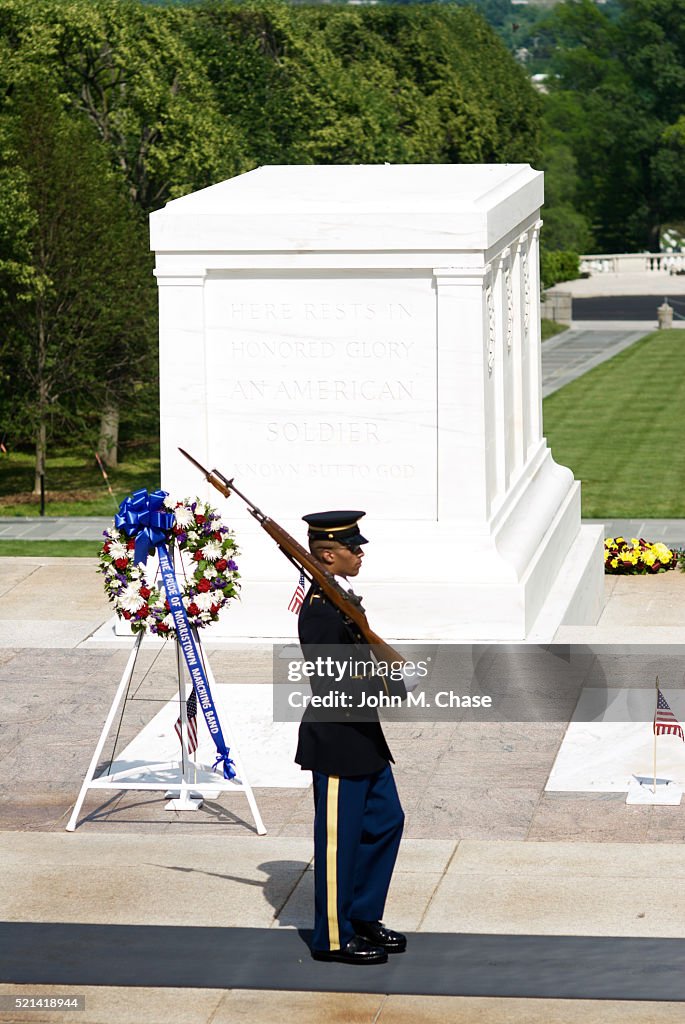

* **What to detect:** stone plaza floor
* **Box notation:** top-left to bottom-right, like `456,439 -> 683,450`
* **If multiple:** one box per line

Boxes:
1,557 -> 685,1021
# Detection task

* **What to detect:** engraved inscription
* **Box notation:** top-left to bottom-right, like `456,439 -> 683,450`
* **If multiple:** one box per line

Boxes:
229,340 -> 414,360
266,422 -> 381,443
204,275 -> 437,516
228,302 -> 412,321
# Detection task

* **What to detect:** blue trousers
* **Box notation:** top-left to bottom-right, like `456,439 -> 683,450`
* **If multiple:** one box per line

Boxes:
311,765 -> 404,951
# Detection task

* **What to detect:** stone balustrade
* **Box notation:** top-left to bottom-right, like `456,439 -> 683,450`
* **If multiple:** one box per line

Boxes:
580,252 -> 685,274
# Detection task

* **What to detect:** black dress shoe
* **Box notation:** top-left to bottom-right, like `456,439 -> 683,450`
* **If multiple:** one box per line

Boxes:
351,919 -> 407,953
311,934 -> 388,965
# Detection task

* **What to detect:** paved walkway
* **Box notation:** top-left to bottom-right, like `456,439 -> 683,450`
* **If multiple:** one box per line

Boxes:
541,326 -> 650,397
2,558 -> 685,1021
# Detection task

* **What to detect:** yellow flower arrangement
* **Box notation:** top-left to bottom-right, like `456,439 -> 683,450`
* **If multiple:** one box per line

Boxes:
604,536 -> 678,575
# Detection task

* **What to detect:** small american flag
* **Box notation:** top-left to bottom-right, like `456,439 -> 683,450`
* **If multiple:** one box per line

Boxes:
175,687 -> 198,754
288,570 -> 306,613
654,688 -> 684,741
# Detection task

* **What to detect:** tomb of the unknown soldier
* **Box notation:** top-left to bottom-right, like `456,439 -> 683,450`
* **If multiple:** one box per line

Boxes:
150,163 -> 604,642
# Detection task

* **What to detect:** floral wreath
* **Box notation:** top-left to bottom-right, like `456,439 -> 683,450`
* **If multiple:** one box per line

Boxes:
604,536 -> 678,575
98,496 -> 240,636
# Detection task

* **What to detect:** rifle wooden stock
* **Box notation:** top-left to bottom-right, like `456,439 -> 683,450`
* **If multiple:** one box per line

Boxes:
178,447 -> 405,664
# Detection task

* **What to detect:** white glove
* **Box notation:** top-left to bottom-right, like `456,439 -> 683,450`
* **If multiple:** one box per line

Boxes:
400,664 -> 421,693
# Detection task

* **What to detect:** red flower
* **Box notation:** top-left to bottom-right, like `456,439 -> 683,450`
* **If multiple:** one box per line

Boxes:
164,600 -> 170,611
103,542 -> 111,554
197,578 -> 211,593
158,622 -> 170,633
213,531 -> 223,541
137,604 -> 150,618
195,514 -> 206,524
122,610 -> 132,620
114,557 -> 129,570
127,540 -> 136,550
187,602 -> 200,617
215,558 -> 227,572
193,550 -> 203,561
140,586 -> 151,600
210,603 -> 220,615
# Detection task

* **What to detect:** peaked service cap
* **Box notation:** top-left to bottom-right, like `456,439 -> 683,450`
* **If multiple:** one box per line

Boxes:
303,510 -> 368,548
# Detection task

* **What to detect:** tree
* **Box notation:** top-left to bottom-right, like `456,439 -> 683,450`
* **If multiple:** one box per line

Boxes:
542,0 -> 685,251
0,81 -> 155,489
188,1 -> 542,168
0,0 -> 249,213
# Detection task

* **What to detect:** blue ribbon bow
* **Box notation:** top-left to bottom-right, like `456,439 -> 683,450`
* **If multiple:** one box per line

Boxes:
114,488 -> 176,566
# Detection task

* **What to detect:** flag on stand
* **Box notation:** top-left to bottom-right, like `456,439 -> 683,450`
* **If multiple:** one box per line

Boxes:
288,570 -> 306,613
653,688 -> 684,741
175,687 -> 198,754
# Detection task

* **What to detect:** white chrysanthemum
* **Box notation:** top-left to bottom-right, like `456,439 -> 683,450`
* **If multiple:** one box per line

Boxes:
195,592 -> 216,612
109,541 -> 129,560
119,585 -> 145,613
162,614 -> 174,630
186,530 -> 199,543
163,494 -> 177,510
174,505 -> 195,528
204,565 -> 217,579
107,528 -> 120,540
201,540 -> 222,562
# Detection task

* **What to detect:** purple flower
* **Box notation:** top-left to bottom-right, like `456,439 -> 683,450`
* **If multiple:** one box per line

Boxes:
227,559 -> 238,571
176,530 -> 187,544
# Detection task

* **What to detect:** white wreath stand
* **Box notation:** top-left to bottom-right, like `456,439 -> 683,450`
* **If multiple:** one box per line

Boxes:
66,628 -> 266,834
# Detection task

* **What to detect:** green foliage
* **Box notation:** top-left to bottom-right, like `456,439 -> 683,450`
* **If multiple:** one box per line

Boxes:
0,0 -> 544,491
0,76 -> 156,467
0,0 -> 248,211
188,2 -> 542,168
539,131 -> 594,252
540,0 -> 685,251
540,249 -> 579,289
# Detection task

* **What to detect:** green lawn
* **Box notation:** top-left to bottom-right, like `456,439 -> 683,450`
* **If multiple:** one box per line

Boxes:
543,329 -> 685,517
0,540 -> 101,557
541,318 -> 569,342
0,448 -> 160,516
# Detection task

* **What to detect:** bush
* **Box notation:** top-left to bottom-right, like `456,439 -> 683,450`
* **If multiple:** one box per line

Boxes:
540,249 -> 580,289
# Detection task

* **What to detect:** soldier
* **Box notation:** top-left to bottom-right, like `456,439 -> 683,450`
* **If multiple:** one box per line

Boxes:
295,510 -> 406,965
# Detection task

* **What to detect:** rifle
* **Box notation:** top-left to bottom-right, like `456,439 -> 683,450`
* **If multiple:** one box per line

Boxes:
178,447 -> 405,666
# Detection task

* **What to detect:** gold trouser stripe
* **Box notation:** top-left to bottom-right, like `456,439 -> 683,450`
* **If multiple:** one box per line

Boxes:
326,776 -> 340,950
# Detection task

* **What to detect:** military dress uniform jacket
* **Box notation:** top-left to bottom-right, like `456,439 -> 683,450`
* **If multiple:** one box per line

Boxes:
295,583 -> 394,777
